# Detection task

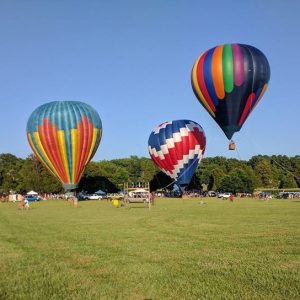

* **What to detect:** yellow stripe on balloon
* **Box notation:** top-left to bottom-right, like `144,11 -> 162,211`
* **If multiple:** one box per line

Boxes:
71,128 -> 78,184
28,133 -> 61,180
192,55 -> 216,117
57,130 -> 71,183
86,128 -> 99,163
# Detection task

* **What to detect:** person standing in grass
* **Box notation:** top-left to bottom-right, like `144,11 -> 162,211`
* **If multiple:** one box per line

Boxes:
24,198 -> 30,209
230,193 -> 234,202
73,196 -> 78,208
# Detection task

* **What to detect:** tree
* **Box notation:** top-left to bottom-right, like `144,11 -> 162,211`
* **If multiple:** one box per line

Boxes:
219,175 -> 244,194
254,158 -> 277,188
18,155 -> 62,193
0,154 -> 23,193
139,158 -> 158,183
279,173 -> 297,189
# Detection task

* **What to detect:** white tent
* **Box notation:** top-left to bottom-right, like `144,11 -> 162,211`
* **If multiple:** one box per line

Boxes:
95,189 -> 106,195
27,190 -> 38,195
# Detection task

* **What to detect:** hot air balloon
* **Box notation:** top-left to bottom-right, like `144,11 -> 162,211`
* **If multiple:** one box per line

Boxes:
148,120 -> 206,190
191,43 -> 270,150
27,101 -> 102,191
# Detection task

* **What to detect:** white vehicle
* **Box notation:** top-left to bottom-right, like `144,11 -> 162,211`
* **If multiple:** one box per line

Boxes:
87,194 -> 103,200
218,192 -> 231,199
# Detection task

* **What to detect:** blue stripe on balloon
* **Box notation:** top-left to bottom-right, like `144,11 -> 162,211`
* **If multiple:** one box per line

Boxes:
27,101 -> 102,133
148,132 -> 161,152
164,123 -> 174,141
251,87 -> 262,109
203,48 -> 219,106
176,154 -> 199,187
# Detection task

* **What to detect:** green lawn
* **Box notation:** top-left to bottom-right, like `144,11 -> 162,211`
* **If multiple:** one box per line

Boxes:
0,198 -> 299,300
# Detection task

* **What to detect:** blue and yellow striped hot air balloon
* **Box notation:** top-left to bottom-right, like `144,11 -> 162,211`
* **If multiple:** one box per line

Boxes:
27,101 -> 102,190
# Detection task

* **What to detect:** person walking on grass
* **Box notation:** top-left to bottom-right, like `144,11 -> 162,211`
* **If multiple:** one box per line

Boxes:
230,193 -> 234,202
24,198 -> 30,209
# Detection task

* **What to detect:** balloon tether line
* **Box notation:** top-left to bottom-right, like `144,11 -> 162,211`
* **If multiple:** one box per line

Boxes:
154,155 -> 201,190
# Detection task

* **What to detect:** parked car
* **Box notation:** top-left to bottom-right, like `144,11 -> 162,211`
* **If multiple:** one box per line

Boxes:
207,191 -> 217,197
218,192 -> 231,199
24,195 -> 40,202
87,194 -> 103,200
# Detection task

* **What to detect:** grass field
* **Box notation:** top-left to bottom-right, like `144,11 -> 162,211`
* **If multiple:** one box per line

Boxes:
0,198 -> 299,300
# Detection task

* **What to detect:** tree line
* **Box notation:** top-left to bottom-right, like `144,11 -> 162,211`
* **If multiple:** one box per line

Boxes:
0,153 -> 299,195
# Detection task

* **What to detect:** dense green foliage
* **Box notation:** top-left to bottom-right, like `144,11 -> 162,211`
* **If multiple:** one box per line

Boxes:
0,198 -> 299,299
0,153 -> 299,194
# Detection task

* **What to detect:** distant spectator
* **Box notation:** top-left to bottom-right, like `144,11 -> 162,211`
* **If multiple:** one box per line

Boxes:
24,198 -> 30,209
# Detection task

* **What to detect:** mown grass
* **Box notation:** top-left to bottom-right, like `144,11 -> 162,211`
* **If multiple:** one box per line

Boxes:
0,198 -> 299,299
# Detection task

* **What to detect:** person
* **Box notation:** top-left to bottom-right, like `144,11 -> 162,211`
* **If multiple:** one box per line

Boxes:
73,196 -> 78,207
229,193 -> 234,202
24,198 -> 30,209
150,192 -> 155,205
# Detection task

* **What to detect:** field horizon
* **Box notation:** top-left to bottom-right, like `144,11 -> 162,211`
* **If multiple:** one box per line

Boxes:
0,198 -> 299,299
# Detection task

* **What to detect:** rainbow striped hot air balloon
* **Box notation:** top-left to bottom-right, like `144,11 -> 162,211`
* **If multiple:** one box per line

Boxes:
148,120 -> 206,190
27,101 -> 102,190
192,44 -> 270,142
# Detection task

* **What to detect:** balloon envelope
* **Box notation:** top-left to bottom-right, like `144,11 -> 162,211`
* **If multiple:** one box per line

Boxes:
192,43 -> 270,140
27,101 -> 102,190
148,120 -> 206,189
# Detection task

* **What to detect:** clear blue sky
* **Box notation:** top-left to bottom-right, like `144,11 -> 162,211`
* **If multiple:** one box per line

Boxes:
0,0 -> 299,161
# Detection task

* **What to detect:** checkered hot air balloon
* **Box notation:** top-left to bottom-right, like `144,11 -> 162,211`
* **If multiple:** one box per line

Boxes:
191,44 -> 270,142
148,120 -> 206,190
27,101 -> 102,191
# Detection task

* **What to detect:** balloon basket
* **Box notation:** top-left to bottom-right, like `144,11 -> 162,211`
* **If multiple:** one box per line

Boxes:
228,141 -> 236,151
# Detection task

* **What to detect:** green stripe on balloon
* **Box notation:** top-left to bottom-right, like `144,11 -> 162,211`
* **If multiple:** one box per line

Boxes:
222,44 -> 234,93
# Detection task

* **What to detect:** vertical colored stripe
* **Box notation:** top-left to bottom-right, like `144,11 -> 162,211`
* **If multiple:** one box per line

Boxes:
203,48 -> 219,106
50,123 -> 68,183
40,119 -> 66,182
222,44 -> 234,93
27,133 -> 58,179
82,122 -> 94,171
232,44 -> 244,86
256,83 -> 268,103
238,92 -> 255,126
75,121 -> 83,183
33,132 -> 61,180
86,128 -> 99,163
71,128 -> 78,183
192,53 -> 216,116
57,130 -> 71,183
211,45 -> 225,99
76,117 -> 89,182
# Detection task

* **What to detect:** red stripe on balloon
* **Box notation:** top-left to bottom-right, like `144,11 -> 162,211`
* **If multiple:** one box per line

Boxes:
197,52 -> 216,112
76,118 -> 94,182
238,93 -> 256,126
75,116 -> 89,182
82,121 -> 93,170
38,119 -> 65,182
75,120 -> 84,183
193,127 -> 206,153
150,153 -> 170,174
168,146 -> 178,169
50,123 -> 68,183
44,119 -> 67,182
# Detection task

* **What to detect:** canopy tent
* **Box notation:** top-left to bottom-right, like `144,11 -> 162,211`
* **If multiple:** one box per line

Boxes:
95,189 -> 106,195
128,189 -> 148,197
27,190 -> 38,195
